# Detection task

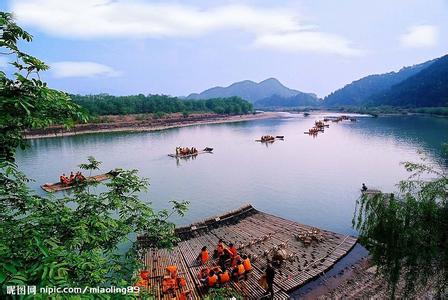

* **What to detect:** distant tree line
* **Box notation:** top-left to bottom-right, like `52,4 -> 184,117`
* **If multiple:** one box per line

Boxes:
70,94 -> 254,116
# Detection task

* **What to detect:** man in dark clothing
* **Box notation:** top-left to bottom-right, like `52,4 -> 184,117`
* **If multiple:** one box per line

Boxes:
265,263 -> 275,298
361,183 -> 368,192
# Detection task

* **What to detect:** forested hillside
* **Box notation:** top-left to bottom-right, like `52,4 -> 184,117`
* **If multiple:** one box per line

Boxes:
323,60 -> 434,106
370,54 -> 448,107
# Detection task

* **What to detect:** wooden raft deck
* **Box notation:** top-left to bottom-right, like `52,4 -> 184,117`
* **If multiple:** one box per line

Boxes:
139,205 -> 357,299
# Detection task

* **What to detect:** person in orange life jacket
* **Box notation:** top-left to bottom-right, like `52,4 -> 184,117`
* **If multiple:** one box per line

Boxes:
197,246 -> 209,265
216,239 -> 225,257
207,270 -> 218,287
228,243 -> 238,257
166,265 -> 178,278
218,267 -> 231,284
242,255 -> 252,271
241,254 -> 252,279
232,260 -> 245,282
61,174 -> 70,185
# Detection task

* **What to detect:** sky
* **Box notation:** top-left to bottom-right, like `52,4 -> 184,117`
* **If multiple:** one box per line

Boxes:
1,0 -> 447,98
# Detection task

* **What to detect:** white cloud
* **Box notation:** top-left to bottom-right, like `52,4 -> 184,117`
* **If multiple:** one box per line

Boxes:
400,25 -> 438,48
51,61 -> 121,78
11,0 -> 362,56
254,32 -> 363,56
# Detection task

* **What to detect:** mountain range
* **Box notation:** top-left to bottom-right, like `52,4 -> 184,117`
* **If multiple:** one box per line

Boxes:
185,54 -> 448,108
186,78 -> 318,106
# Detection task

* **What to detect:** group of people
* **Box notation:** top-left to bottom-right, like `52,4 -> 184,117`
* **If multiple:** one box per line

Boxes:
135,266 -> 191,300
196,241 -> 253,288
260,135 -> 275,142
194,239 -> 279,297
175,147 -> 198,156
307,119 -> 327,135
307,127 -> 321,135
59,171 -> 86,186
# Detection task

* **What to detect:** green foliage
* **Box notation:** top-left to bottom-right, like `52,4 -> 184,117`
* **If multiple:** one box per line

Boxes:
204,286 -> 242,300
371,54 -> 448,107
0,13 -> 189,298
353,160 -> 448,297
0,12 -> 87,163
70,94 -> 253,116
0,160 -> 189,294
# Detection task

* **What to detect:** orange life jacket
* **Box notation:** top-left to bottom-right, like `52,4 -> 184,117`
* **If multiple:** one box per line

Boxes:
178,277 -> 187,287
135,278 -> 148,288
208,274 -> 218,287
140,270 -> 150,280
229,247 -> 238,257
237,264 -> 245,275
243,258 -> 252,271
166,265 -> 178,277
219,271 -> 230,283
201,250 -> 209,263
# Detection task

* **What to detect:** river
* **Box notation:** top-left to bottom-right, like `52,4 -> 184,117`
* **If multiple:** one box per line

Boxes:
16,112 -> 448,235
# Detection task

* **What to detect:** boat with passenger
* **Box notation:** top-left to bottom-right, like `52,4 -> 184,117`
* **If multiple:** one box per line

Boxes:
168,147 -> 213,158
256,135 -> 284,142
41,170 -> 117,192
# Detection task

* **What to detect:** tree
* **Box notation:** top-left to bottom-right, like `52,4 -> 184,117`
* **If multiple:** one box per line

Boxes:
353,159 -> 448,297
0,12 -> 188,296
0,12 -> 87,163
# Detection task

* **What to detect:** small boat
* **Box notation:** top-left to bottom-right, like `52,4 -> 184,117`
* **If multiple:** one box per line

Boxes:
41,172 -> 114,193
275,136 -> 284,139
168,147 -> 213,158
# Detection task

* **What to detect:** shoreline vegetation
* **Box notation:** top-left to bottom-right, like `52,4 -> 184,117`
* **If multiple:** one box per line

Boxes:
24,111 -> 283,139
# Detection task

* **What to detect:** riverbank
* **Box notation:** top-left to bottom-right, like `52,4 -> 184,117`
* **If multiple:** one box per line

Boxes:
24,111 -> 283,139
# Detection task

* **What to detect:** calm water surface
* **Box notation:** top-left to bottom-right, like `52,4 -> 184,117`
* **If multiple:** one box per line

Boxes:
16,113 -> 448,235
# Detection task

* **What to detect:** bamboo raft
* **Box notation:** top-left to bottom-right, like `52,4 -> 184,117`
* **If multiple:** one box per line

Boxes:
41,173 -> 112,192
256,136 -> 285,142
168,150 -> 213,158
138,205 -> 357,299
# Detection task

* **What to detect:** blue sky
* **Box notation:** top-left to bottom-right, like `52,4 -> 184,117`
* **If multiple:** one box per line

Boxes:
1,0 -> 447,97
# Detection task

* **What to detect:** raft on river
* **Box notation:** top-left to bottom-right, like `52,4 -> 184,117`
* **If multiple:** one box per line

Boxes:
256,135 -> 284,142
41,172 -> 113,193
168,148 -> 213,158
137,204 -> 358,299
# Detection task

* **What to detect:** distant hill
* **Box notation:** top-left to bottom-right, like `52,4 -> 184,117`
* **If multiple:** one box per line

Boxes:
370,54 -> 448,107
323,60 -> 435,106
254,93 -> 319,108
186,78 -> 303,103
